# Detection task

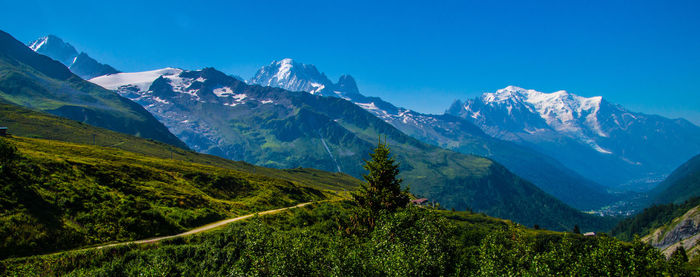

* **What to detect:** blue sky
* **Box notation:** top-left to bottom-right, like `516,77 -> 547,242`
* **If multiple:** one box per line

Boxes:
2,0 -> 699,124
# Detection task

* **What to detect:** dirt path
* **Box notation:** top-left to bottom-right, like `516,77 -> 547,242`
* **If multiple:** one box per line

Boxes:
94,202 -> 313,250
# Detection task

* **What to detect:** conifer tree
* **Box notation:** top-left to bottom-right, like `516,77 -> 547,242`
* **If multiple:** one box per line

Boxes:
353,138 -> 409,214
670,245 -> 689,263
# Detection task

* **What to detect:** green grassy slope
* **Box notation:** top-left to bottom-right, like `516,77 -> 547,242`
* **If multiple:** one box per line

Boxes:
0,29 -> 186,148
0,101 -> 360,191
0,134 -> 360,259
651,154 -> 700,205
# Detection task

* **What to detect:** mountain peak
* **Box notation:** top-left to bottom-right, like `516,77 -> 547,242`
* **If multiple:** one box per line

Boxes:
250,58 -> 331,94
27,35 -> 118,80
454,86 -> 619,154
487,86 -> 599,107
28,35 -> 79,67
336,74 -> 360,96
277,57 -> 294,65
28,35 -> 66,50
446,99 -> 465,114
500,85 -> 526,92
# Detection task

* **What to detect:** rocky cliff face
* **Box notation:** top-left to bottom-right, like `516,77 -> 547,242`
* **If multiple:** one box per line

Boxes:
644,206 -> 700,258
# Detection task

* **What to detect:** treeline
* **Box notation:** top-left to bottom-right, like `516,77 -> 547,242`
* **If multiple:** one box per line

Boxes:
2,202 -> 691,276
611,196 -> 700,241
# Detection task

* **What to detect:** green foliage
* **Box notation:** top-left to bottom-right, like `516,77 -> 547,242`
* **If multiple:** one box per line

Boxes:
671,246 -> 689,263
611,196 -> 700,241
475,229 -> 674,276
0,137 -> 18,161
354,140 -> 409,215
0,137 -> 356,259
2,202 -> 689,276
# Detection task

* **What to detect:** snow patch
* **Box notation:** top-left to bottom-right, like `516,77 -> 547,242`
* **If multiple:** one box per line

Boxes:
356,102 -> 379,111
28,37 -> 48,51
233,94 -> 247,101
213,87 -> 234,97
471,110 -> 481,119
90,68 -> 182,91
153,96 -> 170,105
309,82 -> 325,94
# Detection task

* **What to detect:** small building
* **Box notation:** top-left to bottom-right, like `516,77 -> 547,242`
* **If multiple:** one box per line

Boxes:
0,127 -> 7,137
583,232 -> 596,237
410,198 -> 428,205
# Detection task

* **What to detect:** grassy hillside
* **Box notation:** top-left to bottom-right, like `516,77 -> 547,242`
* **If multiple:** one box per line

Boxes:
651,154 -> 700,205
1,201 -> 687,276
0,101 -> 360,191
0,135 -> 360,259
0,29 -> 186,148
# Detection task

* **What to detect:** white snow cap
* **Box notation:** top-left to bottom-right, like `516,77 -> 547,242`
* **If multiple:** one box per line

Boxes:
90,68 -> 182,91
477,86 -> 611,153
28,36 -> 49,51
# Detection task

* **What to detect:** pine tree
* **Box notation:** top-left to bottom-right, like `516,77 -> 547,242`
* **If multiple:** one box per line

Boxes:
353,138 -> 409,214
670,245 -> 688,263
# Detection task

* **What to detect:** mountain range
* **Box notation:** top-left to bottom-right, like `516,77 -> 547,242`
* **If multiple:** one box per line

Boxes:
16,31 -> 700,229
448,86 -> 700,191
0,30 -> 186,148
248,59 -> 620,210
28,35 -> 119,80
87,64 -> 613,230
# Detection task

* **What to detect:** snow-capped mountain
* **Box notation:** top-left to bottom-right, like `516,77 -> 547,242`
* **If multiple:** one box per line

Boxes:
448,86 -> 700,189
91,67 -> 260,158
249,59 -> 618,210
0,30 -> 185,149
249,58 -> 363,99
249,59 -> 474,142
250,58 -> 331,95
455,86 -> 610,152
28,35 -> 118,79
88,66 -> 612,228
